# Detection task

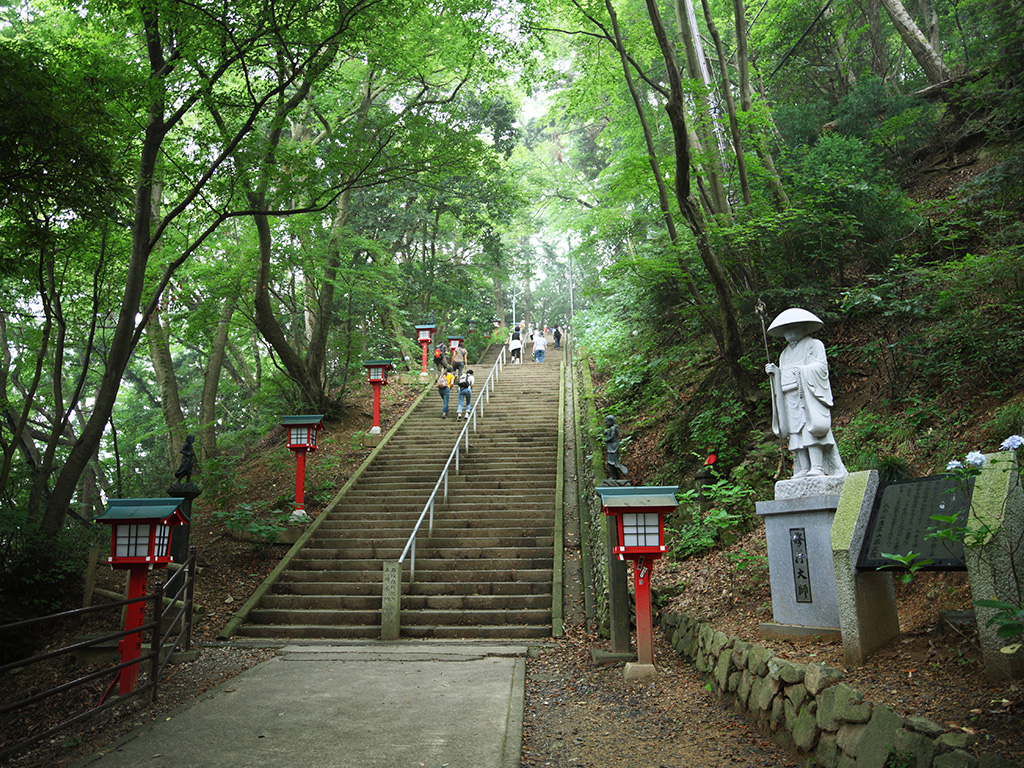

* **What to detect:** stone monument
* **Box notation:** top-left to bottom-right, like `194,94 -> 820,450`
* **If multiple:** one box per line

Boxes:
757,308 -> 846,639
832,454 -> 1024,678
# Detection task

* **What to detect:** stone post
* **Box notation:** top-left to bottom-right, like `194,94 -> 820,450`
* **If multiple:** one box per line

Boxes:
381,561 -> 401,641
966,452 -> 1024,680
830,470 -> 900,666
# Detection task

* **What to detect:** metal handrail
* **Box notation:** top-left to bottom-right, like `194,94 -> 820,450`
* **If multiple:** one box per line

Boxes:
0,547 -> 197,762
397,345 -> 507,583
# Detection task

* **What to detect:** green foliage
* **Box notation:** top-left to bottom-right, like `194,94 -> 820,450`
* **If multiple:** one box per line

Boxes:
878,551 -> 936,583
914,251 -> 1024,387
203,454 -> 247,513
668,475 -> 754,561
212,502 -> 292,553
0,513 -> 99,628
974,600 -> 1024,649
832,79 -> 939,168
873,454 -> 912,483
989,402 -> 1024,439
685,395 -> 750,472
720,207 -> 860,288
840,259 -> 929,396
667,520 -> 717,560
794,134 -> 915,255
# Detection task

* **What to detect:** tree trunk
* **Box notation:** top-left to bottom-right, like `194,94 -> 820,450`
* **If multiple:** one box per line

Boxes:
733,0 -> 790,209
604,0 -> 711,318
673,0 -> 733,222
701,0 -> 752,208
252,200 -> 328,411
643,0 -> 753,403
41,96 -> 163,534
198,296 -> 236,460
147,308 -> 186,467
879,0 -> 951,84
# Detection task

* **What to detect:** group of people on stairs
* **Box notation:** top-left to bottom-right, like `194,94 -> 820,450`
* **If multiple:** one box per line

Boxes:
507,322 -> 560,364
433,339 -> 474,420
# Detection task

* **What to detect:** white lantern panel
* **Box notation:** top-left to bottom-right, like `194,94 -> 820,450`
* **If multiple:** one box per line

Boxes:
154,524 -> 171,557
418,330 -> 430,340
621,512 -> 661,548
370,367 -> 383,379
115,523 -> 151,558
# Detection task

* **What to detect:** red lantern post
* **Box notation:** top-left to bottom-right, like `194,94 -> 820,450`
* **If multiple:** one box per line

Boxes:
95,498 -> 190,695
281,415 -> 325,521
597,486 -> 678,676
414,324 -> 436,376
363,360 -> 394,435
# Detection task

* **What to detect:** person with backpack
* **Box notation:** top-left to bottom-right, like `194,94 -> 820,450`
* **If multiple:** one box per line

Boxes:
450,342 -> 468,374
553,326 -> 561,350
455,368 -> 474,420
508,327 -> 522,364
433,342 -> 448,374
437,366 -> 454,418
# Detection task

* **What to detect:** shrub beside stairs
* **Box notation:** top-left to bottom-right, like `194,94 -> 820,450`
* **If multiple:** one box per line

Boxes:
225,341 -> 563,640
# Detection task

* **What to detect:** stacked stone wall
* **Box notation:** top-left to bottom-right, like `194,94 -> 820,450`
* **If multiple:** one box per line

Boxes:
574,351 -> 610,636
661,612 -> 1016,768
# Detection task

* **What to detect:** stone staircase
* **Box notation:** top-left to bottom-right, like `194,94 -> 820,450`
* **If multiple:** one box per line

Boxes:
234,337 -> 563,640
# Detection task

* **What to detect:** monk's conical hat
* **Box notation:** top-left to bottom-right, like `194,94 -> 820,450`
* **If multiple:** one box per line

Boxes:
767,308 -> 824,337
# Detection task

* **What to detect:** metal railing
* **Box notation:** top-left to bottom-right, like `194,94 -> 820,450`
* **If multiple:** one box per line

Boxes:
0,546 -> 197,762
397,345 -> 507,584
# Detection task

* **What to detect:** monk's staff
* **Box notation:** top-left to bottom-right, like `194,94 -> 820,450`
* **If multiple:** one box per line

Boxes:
756,299 -> 786,478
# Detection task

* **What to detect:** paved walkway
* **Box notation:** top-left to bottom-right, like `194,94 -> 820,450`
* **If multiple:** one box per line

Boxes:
74,642 -> 527,768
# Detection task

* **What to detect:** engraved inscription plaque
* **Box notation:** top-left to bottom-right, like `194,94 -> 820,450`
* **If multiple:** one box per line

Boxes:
790,527 -> 813,603
857,475 -> 971,570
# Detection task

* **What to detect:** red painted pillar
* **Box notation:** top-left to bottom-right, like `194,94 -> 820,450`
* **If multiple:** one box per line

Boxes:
119,567 -> 149,694
633,556 -> 655,666
371,383 -> 382,432
294,449 -> 307,511
420,341 -> 429,374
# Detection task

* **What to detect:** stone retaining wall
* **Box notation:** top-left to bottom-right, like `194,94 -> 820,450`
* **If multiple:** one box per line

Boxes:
661,612 -> 1016,768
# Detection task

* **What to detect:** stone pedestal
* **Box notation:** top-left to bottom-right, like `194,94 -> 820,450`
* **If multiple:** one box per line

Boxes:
757,482 -> 844,638
167,482 -> 200,565
830,471 -> 900,666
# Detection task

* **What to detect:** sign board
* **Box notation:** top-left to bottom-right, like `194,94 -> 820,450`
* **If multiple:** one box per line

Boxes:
857,475 -> 971,570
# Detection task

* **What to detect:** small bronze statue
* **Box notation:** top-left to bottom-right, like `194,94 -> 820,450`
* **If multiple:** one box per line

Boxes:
173,434 -> 197,485
603,415 -> 629,480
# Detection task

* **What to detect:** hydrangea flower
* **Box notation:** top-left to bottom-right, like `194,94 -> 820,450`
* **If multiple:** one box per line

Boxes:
946,459 -> 963,471
965,451 -> 986,467
1000,434 -> 1024,451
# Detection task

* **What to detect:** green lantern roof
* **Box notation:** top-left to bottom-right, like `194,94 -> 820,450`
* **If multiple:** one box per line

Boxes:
96,498 -> 189,522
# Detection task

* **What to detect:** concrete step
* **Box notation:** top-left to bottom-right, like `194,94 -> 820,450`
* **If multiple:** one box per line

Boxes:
235,624 -> 551,640
260,593 -> 550,611
277,567 -> 552,584
274,580 -> 551,597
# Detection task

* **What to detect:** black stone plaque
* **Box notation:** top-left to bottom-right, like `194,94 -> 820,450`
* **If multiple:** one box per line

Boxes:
790,527 -> 812,603
857,475 -> 971,571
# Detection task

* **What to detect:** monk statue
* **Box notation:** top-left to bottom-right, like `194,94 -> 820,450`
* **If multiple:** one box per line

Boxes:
764,309 -> 846,478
